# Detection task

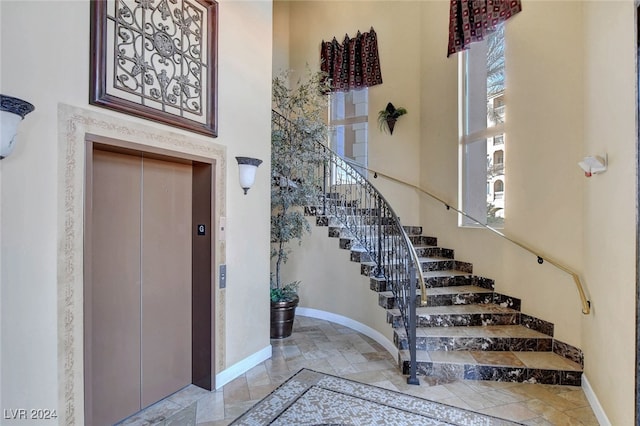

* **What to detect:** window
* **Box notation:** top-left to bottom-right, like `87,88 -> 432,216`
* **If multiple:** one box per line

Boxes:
328,88 -> 369,178
460,24 -> 505,227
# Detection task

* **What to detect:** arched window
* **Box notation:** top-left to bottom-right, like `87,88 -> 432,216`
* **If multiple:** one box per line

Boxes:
494,180 -> 504,193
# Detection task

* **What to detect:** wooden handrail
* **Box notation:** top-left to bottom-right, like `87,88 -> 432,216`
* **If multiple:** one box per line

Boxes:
347,163 -> 591,315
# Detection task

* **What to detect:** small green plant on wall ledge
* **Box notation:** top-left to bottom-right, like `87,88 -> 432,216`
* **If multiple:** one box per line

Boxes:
378,102 -> 407,135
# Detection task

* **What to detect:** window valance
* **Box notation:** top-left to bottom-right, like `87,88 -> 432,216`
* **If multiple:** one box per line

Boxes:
320,28 -> 383,92
447,0 -> 522,57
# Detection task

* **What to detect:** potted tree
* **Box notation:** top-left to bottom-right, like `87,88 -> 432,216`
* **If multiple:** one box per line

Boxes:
270,71 -> 328,339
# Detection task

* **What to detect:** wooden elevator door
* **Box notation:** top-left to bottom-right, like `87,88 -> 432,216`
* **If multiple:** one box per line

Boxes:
87,149 -> 192,426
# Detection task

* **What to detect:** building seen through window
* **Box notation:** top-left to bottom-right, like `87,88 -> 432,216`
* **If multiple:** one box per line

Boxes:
460,24 -> 505,227
328,88 -> 369,180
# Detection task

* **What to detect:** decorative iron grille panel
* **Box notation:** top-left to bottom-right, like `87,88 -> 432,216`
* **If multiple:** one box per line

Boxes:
90,0 -> 217,136
109,0 -> 206,117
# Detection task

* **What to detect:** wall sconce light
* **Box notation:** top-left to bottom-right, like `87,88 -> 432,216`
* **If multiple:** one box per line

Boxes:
578,155 -> 607,177
1,94 -> 35,159
235,156 -> 263,194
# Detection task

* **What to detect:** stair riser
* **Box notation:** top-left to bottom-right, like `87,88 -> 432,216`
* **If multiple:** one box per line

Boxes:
388,312 -> 520,328
318,207 -> 380,216
421,259 -> 455,272
425,275 -> 495,290
361,263 -> 416,278
342,241 -> 392,254
400,361 -> 581,386
370,277 -> 390,292
361,264 -> 378,277
493,294 -> 522,311
326,225 -> 403,238
322,215 -> 401,227
324,200 -> 359,209
394,335 -> 552,352
420,259 -> 475,273
351,251 -> 373,263
553,340 -> 584,367
428,293 -> 493,307
521,313 -> 554,337
379,293 -> 494,309
402,226 -> 423,236
380,292 -> 522,312
409,235 -> 437,246
414,247 -> 454,259
370,277 -> 500,295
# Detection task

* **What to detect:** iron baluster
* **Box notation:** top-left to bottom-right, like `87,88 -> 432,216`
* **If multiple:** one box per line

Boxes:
272,109 -> 422,384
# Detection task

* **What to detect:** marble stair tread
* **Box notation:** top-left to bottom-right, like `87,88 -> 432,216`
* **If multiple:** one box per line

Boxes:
400,350 -> 582,371
399,324 -> 550,339
418,256 -> 453,262
422,269 -> 473,278
387,303 -> 520,329
393,302 -> 518,316
412,244 -> 438,249
425,285 -> 493,296
380,285 -> 491,299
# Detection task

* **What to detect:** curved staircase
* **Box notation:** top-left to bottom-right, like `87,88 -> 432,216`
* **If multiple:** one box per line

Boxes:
312,211 -> 584,386
276,108 -> 583,388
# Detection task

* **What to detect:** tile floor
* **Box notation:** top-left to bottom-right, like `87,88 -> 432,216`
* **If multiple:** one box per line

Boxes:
124,315 -> 600,426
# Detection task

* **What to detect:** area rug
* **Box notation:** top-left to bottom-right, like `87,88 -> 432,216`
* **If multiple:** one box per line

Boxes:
230,369 -> 523,425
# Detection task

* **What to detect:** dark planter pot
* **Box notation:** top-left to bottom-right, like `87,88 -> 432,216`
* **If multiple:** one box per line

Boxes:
386,117 -> 397,134
270,295 -> 299,339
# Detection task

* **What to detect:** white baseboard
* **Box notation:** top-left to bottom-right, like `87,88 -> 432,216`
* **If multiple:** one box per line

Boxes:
214,309 -> 397,390
215,345 -> 272,390
213,318 -> 612,426
296,307 -> 398,359
581,373 -> 611,426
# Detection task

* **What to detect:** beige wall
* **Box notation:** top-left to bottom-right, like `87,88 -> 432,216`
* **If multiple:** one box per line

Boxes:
273,0 -> 425,347
0,0 -> 272,422
280,0 -> 422,225
420,0 -> 586,347
278,0 -> 638,423
583,1 -> 636,424
277,0 -> 586,346
217,0 -> 273,368
273,0 -> 290,76
287,218 -> 395,344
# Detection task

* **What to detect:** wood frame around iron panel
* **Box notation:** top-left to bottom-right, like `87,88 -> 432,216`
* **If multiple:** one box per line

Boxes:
636,4 -> 640,424
83,134 -> 216,424
89,0 -> 219,137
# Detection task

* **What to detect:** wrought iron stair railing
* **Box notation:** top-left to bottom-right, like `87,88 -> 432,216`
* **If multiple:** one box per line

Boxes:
272,110 -> 424,384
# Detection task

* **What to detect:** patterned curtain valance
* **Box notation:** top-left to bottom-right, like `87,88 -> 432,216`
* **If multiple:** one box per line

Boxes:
447,0 -> 522,57
320,27 -> 383,92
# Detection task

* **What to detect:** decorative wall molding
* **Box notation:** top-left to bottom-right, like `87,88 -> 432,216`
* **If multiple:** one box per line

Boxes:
56,104 -> 226,425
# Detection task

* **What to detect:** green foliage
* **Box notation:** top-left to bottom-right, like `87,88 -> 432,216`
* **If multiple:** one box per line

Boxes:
487,203 -> 504,227
486,24 -> 505,97
270,70 -> 329,301
270,281 -> 300,303
377,102 -> 408,133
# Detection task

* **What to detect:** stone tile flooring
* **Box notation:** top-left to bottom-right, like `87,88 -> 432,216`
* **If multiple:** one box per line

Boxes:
125,315 -> 600,425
